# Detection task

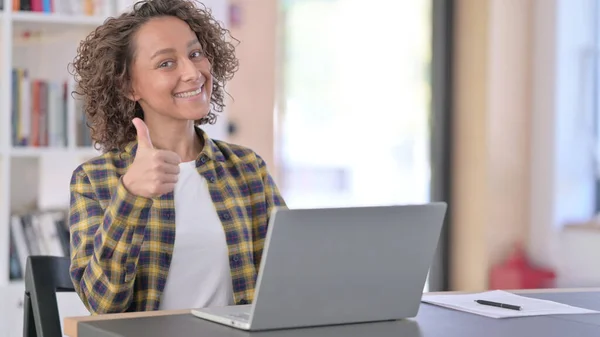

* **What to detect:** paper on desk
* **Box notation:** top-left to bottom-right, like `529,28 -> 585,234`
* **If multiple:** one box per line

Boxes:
421,290 -> 599,318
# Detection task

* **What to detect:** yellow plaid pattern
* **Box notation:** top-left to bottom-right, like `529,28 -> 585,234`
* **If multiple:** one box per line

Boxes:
68,128 -> 286,314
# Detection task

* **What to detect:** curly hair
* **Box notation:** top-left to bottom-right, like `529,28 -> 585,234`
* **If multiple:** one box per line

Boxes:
69,0 -> 239,152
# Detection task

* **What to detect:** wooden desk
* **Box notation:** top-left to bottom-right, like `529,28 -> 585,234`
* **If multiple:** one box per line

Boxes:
64,288 -> 600,337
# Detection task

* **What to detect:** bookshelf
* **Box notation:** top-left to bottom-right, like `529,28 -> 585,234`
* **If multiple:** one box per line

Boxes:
0,3 -> 141,334
0,1 -> 231,333
1,1 -> 122,288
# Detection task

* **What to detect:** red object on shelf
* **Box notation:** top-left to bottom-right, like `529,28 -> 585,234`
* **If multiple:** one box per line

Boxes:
489,244 -> 556,290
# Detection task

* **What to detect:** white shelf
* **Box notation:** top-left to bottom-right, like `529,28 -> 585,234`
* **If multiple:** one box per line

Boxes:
0,7 -> 126,337
1,5 -> 123,289
0,3 -> 13,289
9,147 -> 100,158
11,11 -> 106,26
11,11 -> 108,35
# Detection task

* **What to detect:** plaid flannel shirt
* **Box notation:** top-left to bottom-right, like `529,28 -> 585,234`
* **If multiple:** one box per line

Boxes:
68,128 -> 286,314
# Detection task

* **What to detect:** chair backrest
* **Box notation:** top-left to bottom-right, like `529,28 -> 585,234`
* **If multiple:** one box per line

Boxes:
23,255 -> 75,337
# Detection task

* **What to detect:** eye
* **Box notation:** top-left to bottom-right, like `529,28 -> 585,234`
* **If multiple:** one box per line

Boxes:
159,60 -> 174,68
190,50 -> 204,59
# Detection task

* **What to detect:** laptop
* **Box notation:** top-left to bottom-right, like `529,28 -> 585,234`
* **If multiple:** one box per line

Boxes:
191,202 -> 447,331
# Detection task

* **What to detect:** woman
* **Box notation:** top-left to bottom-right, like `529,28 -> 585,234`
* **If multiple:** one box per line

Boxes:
68,0 -> 285,315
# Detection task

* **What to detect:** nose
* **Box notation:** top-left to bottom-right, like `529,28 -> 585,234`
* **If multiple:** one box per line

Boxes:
180,58 -> 200,83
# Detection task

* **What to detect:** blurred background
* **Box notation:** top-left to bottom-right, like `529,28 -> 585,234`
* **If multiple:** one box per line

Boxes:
1,0 -> 600,334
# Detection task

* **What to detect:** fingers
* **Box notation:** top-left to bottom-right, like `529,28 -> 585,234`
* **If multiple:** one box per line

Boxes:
153,158 -> 180,184
133,118 -> 154,149
158,174 -> 179,184
159,163 -> 180,175
155,150 -> 182,165
156,183 -> 177,195
149,172 -> 178,185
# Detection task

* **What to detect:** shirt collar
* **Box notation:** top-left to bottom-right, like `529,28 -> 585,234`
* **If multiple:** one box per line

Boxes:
195,126 -> 226,163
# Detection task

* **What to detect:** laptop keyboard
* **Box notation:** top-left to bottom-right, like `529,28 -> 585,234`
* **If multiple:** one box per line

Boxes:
227,312 -> 250,322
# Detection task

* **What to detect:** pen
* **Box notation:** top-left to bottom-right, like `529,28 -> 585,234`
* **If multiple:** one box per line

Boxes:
475,300 -> 522,311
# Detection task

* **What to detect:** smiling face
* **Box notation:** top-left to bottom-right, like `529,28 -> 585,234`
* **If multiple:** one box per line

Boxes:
128,15 -> 213,123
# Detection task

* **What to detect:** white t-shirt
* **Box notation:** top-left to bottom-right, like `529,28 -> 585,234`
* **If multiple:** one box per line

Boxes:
158,160 -> 234,310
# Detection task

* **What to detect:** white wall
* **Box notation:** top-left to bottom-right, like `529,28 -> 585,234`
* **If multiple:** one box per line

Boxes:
451,0 -> 600,290
529,0 -> 600,287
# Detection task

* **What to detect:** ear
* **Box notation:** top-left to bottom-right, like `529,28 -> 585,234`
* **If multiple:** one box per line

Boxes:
126,92 -> 138,101
120,75 -> 138,101
125,86 -> 139,102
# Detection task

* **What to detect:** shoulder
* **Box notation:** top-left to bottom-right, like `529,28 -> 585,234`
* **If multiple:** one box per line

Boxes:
210,139 -> 268,169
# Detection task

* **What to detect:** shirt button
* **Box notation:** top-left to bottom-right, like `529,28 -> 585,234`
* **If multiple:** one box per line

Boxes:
222,213 -> 231,220
233,256 -> 240,262
200,155 -> 207,163
209,176 -> 216,183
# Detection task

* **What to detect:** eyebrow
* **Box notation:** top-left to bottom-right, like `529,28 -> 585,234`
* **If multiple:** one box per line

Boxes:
150,39 -> 201,60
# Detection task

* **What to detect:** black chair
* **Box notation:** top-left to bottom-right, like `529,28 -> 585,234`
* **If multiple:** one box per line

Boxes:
23,255 -> 75,337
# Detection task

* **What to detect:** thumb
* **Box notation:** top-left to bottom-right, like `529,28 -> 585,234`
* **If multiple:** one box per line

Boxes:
132,118 -> 153,149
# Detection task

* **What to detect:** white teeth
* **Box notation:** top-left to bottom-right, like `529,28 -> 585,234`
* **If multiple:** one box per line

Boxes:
174,87 -> 202,98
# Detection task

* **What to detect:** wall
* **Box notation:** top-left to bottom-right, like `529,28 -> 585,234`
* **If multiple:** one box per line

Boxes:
451,0 -> 533,291
453,0 -> 600,290
451,0 -> 490,291
529,0 -> 600,288
219,0 -> 600,290
225,0 -> 542,290
226,0 -> 280,181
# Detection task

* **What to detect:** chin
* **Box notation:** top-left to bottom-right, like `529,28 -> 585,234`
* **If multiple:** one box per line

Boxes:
168,94 -> 212,121
181,108 -> 210,121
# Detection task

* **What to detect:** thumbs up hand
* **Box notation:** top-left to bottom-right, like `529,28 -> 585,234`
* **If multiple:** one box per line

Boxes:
133,117 -> 155,150
122,118 -> 182,198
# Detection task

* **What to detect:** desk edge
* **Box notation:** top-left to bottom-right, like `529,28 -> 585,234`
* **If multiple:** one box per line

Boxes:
64,288 -> 600,337
64,309 -> 190,337
424,287 -> 600,296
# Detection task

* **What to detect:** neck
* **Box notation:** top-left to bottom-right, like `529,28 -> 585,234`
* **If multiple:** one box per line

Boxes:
142,117 -> 204,162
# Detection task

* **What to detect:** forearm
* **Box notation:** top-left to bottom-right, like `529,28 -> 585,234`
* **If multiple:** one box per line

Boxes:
252,154 -> 287,270
70,174 -> 152,314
